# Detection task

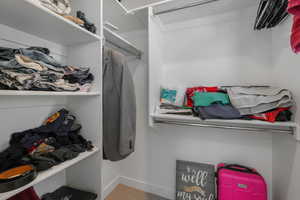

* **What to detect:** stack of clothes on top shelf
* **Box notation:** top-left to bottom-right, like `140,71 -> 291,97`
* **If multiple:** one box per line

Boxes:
37,0 -> 97,34
0,109 -> 94,175
157,85 -> 294,123
223,86 -> 293,122
158,86 -> 193,115
0,46 -> 94,92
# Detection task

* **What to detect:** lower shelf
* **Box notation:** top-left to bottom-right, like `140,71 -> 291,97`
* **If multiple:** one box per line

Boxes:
0,90 -> 101,96
0,147 -> 99,200
151,113 -> 300,139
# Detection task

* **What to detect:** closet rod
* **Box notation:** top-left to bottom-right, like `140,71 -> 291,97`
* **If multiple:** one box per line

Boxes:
103,27 -> 142,59
154,0 -> 220,15
105,39 -> 141,58
154,120 -> 294,134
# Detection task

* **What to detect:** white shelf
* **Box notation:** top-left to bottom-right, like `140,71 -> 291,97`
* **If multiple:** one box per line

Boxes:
0,0 -> 101,45
151,113 -> 300,137
103,0 -> 146,33
104,27 -> 142,58
0,90 -> 100,96
152,0 -> 258,25
0,147 -> 99,200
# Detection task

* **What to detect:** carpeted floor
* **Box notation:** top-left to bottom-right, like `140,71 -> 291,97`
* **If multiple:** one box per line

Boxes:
106,184 -> 170,200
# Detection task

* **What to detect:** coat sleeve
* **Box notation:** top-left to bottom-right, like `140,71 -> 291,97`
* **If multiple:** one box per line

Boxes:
119,59 -> 136,157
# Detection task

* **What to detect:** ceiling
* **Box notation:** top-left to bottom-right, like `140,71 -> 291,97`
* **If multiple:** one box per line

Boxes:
103,0 -> 260,32
153,0 -> 259,24
103,0 -> 147,33
119,0 -> 167,11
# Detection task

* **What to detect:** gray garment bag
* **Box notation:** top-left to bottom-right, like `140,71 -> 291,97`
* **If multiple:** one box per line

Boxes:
103,48 -> 136,161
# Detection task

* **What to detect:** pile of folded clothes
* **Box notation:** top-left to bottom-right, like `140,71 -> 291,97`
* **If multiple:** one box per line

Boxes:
223,86 -> 293,122
38,0 -> 97,34
42,186 -> 97,200
157,86 -> 193,115
157,85 -> 294,123
8,186 -> 97,200
0,109 -> 94,174
0,46 -> 94,92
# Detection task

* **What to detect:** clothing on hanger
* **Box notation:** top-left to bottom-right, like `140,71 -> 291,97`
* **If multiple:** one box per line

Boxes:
103,47 -> 136,161
287,0 -> 300,15
254,0 -> 289,30
288,0 -> 300,53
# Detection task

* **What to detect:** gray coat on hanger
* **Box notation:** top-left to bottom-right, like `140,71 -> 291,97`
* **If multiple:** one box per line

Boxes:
103,47 -> 136,161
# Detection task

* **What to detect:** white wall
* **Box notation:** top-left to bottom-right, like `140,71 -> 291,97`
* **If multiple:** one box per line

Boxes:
272,17 -> 300,200
102,6 -> 276,200
161,7 -> 273,87
103,6 -> 300,200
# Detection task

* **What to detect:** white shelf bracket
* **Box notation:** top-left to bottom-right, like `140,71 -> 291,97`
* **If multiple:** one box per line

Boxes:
294,124 -> 300,141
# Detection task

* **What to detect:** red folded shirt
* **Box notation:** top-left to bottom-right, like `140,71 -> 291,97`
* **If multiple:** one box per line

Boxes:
185,86 -> 219,107
8,187 -> 40,200
249,108 -> 290,123
288,0 -> 300,16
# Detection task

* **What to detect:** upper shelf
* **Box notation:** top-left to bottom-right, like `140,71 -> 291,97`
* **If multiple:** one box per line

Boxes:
151,113 -> 300,140
151,0 -> 258,25
104,27 -> 143,59
0,0 -> 101,45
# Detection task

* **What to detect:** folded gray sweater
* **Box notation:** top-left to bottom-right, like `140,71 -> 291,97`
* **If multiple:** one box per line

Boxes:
225,86 -> 293,115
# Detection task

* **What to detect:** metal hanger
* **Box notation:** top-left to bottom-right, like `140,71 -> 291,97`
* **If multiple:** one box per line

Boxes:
254,0 -> 289,30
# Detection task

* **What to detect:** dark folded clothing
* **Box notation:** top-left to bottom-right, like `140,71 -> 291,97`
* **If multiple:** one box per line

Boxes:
276,110 -> 292,121
247,107 -> 292,123
0,145 -> 28,173
77,11 -> 97,34
193,103 -> 242,120
65,144 -> 86,153
45,147 -> 79,163
0,109 -> 93,173
64,73 -> 94,85
29,155 -> 57,172
27,47 -> 50,55
42,186 -> 97,200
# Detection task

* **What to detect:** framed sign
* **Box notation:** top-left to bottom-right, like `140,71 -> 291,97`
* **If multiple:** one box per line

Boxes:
176,160 -> 216,200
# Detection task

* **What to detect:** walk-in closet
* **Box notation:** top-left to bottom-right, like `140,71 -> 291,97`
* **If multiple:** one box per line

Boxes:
0,0 -> 300,200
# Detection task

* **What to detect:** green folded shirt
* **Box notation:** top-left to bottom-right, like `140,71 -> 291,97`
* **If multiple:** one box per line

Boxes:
192,92 -> 230,107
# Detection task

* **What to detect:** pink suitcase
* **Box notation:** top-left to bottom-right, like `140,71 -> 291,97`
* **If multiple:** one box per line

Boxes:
217,163 -> 267,200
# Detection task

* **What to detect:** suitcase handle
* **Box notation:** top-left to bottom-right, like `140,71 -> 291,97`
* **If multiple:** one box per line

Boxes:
219,164 -> 259,175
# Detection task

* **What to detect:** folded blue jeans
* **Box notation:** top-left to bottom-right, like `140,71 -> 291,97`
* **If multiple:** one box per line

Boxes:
193,103 -> 242,120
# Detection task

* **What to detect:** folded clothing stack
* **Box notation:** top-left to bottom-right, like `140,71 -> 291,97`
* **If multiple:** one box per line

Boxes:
287,0 -> 300,53
0,46 -> 94,92
191,86 -> 293,122
189,87 -> 243,120
77,11 -> 97,34
8,186 -> 97,200
0,109 -> 94,174
157,85 -> 294,123
39,0 -> 71,15
38,0 -> 97,34
158,86 -> 192,115
42,186 -> 97,200
224,86 -> 293,122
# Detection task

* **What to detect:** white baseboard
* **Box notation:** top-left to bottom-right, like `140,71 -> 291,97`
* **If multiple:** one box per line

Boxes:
103,176 -> 121,199
119,176 -> 174,200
